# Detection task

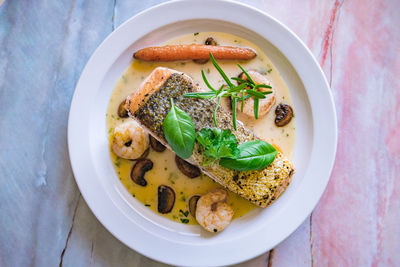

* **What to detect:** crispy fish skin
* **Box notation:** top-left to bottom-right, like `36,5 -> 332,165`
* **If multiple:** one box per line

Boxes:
126,67 -> 294,208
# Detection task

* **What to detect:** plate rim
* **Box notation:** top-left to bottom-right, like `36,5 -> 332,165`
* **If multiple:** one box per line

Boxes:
68,0 -> 337,266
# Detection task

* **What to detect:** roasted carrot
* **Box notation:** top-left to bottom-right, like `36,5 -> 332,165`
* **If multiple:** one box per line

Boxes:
133,45 -> 256,61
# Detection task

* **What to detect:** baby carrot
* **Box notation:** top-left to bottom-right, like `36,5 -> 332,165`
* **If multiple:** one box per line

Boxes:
133,45 -> 256,61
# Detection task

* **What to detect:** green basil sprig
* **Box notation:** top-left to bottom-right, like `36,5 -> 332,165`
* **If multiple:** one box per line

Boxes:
219,140 -> 277,171
162,99 -> 196,159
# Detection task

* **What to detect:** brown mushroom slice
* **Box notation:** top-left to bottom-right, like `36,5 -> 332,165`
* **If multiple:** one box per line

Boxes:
275,103 -> 294,127
149,135 -> 166,152
193,37 -> 218,64
158,185 -> 175,214
188,195 -> 200,218
205,37 -> 217,46
117,100 -> 129,118
175,155 -> 201,178
130,159 -> 153,186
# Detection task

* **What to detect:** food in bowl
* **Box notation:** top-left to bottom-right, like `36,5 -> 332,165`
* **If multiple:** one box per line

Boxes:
106,32 -> 296,232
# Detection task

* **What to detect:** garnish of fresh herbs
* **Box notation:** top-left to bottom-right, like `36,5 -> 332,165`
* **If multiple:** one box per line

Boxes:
184,52 -> 273,130
196,128 -> 277,170
219,140 -> 277,171
163,98 -> 196,159
162,55 -> 278,171
196,128 -> 239,166
163,108 -> 277,170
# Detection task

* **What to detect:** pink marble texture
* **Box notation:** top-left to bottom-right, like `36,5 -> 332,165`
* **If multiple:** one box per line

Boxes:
261,0 -> 400,266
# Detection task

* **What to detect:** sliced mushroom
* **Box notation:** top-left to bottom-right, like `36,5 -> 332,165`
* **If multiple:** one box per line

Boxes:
188,195 -> 200,217
275,103 -> 293,127
149,135 -> 166,152
175,155 -> 201,178
130,159 -> 153,186
117,100 -> 129,118
193,37 -> 218,64
205,37 -> 217,46
158,185 -> 175,214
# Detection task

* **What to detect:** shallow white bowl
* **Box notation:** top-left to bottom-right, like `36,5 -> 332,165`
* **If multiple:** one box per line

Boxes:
68,0 -> 337,266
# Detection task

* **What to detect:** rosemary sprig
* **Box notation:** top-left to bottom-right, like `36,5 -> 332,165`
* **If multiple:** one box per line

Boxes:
184,52 -> 272,130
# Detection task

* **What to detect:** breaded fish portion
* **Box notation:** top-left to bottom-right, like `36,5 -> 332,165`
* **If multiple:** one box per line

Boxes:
126,67 -> 294,208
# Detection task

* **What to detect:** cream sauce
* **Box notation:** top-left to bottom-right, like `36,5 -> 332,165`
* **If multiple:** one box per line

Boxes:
106,32 -> 296,225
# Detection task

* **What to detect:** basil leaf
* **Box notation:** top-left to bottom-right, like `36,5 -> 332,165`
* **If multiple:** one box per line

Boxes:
163,99 -> 196,159
219,140 -> 277,171
196,128 -> 239,165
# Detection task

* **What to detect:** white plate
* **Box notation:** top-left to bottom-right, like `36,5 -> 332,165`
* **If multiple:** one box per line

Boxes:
68,1 -> 337,266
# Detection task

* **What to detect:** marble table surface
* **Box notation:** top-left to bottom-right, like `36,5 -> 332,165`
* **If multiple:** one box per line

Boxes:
1,0 -> 399,266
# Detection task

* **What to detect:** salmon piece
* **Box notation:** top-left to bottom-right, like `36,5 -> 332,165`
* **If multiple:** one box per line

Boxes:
133,45 -> 256,62
126,67 -> 294,208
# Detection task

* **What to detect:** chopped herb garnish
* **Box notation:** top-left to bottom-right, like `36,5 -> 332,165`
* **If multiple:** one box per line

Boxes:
179,209 -> 189,217
180,195 -> 186,202
145,204 -> 151,207
114,159 -> 121,167
132,194 -> 135,197
167,172 -> 178,185
180,218 -> 189,224
194,32 -> 199,36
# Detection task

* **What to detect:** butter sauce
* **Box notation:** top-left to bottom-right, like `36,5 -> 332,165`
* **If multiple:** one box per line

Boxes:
106,32 -> 296,225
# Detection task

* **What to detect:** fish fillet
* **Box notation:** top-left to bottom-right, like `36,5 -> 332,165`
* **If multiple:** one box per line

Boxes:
126,67 -> 294,208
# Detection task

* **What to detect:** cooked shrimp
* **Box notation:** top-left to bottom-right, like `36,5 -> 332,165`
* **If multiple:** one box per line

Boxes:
195,189 -> 234,233
133,45 -> 256,62
111,120 -> 149,159
237,70 -> 276,118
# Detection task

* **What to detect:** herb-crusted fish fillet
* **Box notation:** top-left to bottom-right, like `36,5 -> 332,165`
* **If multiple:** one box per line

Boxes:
126,67 -> 294,208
